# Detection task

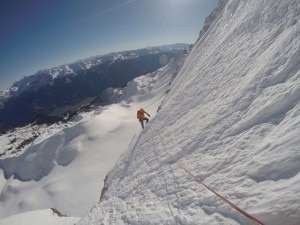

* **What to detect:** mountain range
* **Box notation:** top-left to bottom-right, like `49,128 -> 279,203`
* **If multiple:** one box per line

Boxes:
0,43 -> 189,130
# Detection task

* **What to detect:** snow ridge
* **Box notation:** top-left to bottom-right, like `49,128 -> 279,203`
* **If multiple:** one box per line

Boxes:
197,0 -> 229,42
78,0 -> 300,224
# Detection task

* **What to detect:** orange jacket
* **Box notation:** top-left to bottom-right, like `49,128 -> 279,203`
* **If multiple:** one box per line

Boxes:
137,108 -> 149,120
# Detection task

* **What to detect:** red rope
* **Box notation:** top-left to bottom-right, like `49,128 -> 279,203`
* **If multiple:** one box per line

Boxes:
153,120 -> 266,225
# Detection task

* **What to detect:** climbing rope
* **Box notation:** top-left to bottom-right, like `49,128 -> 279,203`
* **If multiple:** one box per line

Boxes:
151,119 -> 266,225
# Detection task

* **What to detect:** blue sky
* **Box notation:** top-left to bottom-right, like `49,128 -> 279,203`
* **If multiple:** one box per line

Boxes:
0,0 -> 218,90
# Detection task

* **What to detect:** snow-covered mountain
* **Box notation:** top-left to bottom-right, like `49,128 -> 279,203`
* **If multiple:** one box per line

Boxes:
77,0 -> 300,224
1,0 -> 300,224
0,44 -> 188,130
0,44 -> 188,100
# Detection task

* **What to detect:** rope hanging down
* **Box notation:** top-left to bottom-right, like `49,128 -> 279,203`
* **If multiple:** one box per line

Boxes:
152,119 -> 266,225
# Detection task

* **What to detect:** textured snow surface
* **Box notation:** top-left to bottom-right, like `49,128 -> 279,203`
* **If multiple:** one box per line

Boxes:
78,0 -> 300,224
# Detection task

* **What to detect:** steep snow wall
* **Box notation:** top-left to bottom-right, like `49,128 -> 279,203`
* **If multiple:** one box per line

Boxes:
78,0 -> 300,224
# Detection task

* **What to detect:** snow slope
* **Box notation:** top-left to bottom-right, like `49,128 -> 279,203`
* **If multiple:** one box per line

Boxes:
0,53 -> 184,220
78,0 -> 300,224
0,209 -> 80,225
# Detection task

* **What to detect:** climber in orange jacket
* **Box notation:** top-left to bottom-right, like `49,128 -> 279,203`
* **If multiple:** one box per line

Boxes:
137,108 -> 150,129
